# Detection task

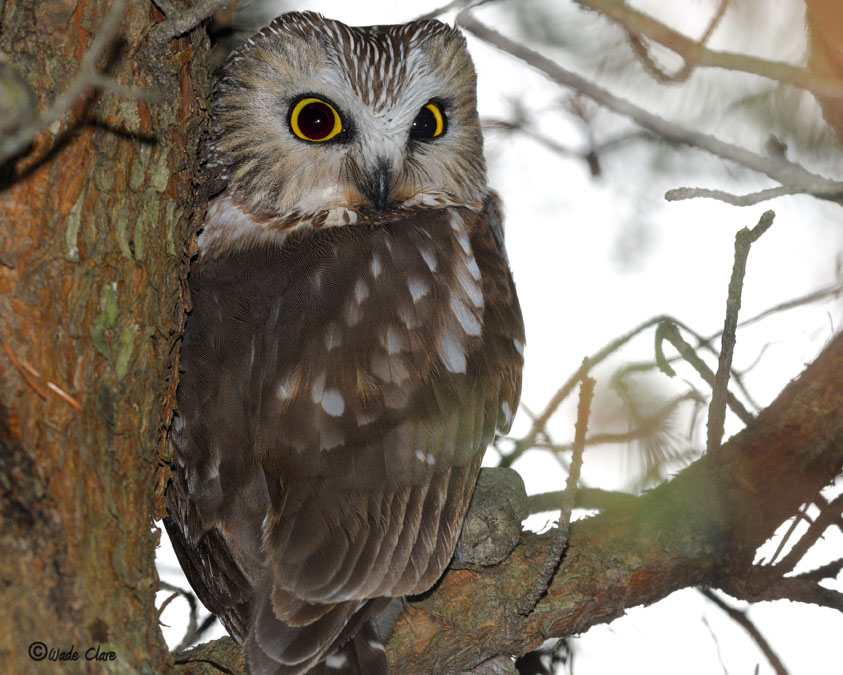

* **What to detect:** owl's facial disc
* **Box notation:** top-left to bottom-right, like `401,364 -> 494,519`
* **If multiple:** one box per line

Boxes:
207,12 -> 488,234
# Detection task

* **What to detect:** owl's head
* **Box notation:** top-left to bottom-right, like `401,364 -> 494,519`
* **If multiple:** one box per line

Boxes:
204,12 -> 487,240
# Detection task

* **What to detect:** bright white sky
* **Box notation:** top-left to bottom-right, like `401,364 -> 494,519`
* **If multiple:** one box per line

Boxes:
157,2 -> 843,673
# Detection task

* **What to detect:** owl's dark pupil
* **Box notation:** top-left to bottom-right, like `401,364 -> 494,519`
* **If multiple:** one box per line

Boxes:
411,107 -> 438,139
298,101 -> 335,139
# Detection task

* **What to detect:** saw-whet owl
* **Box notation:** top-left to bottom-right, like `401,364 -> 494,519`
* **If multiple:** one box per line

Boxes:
165,11 -> 524,674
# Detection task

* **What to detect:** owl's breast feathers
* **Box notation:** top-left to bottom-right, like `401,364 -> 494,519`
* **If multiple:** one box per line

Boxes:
166,197 -> 524,674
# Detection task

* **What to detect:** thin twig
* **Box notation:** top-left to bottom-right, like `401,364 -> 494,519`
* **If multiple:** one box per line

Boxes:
159,580 -> 206,653
771,493 -> 843,575
665,186 -> 801,206
574,0 -> 843,99
527,486 -> 636,515
729,575 -> 843,612
626,0 -> 730,84
700,614 -> 731,675
656,321 -> 755,425
794,557 -> 843,583
505,275 -> 839,467
150,0 -> 231,44
413,0 -> 491,21
700,589 -> 789,675
731,280 -> 843,330
0,0 -> 129,164
456,12 -> 843,203
766,502 -> 812,567
707,211 -> 774,450
501,315 -> 672,468
516,373 -> 595,616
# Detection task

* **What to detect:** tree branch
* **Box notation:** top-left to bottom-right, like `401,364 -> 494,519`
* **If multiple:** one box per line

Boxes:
386,331 -> 843,672
457,12 -> 843,204
707,210 -> 774,450
573,0 -> 843,99
516,374 -> 594,616
700,590 -> 788,675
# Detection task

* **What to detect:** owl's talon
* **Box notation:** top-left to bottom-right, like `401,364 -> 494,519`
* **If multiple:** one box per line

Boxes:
456,467 -> 527,566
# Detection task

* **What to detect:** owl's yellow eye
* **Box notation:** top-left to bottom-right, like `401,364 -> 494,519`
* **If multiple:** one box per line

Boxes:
290,97 -> 343,142
411,102 -> 446,140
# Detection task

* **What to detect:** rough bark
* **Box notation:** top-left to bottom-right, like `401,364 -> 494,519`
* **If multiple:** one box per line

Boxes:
0,0 -> 209,671
805,0 -> 843,143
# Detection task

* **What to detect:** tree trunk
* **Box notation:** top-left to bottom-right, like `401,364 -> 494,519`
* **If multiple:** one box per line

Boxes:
0,1 -> 208,670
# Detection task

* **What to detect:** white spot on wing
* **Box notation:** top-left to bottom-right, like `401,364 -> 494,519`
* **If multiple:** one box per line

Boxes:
455,260 -> 484,309
311,371 -> 326,402
384,325 -> 407,354
501,400 -> 512,426
324,322 -> 342,350
368,639 -> 386,652
513,337 -> 525,357
344,299 -> 362,326
449,293 -> 482,336
438,331 -> 466,373
370,254 -> 382,278
419,245 -> 437,271
278,374 -> 296,400
325,653 -> 348,668
398,305 -> 418,329
466,255 -> 481,280
321,388 -> 345,417
408,277 -> 430,303
354,279 -> 370,304
319,423 -> 344,450
414,448 -> 436,465
357,410 -> 378,426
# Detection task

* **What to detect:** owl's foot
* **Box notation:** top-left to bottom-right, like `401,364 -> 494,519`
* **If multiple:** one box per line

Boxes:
456,467 -> 527,566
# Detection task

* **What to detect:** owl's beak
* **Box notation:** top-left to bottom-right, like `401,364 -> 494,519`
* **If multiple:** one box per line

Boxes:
359,160 -> 392,215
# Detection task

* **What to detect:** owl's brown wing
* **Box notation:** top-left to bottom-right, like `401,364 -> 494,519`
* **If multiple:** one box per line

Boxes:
167,199 -> 523,673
